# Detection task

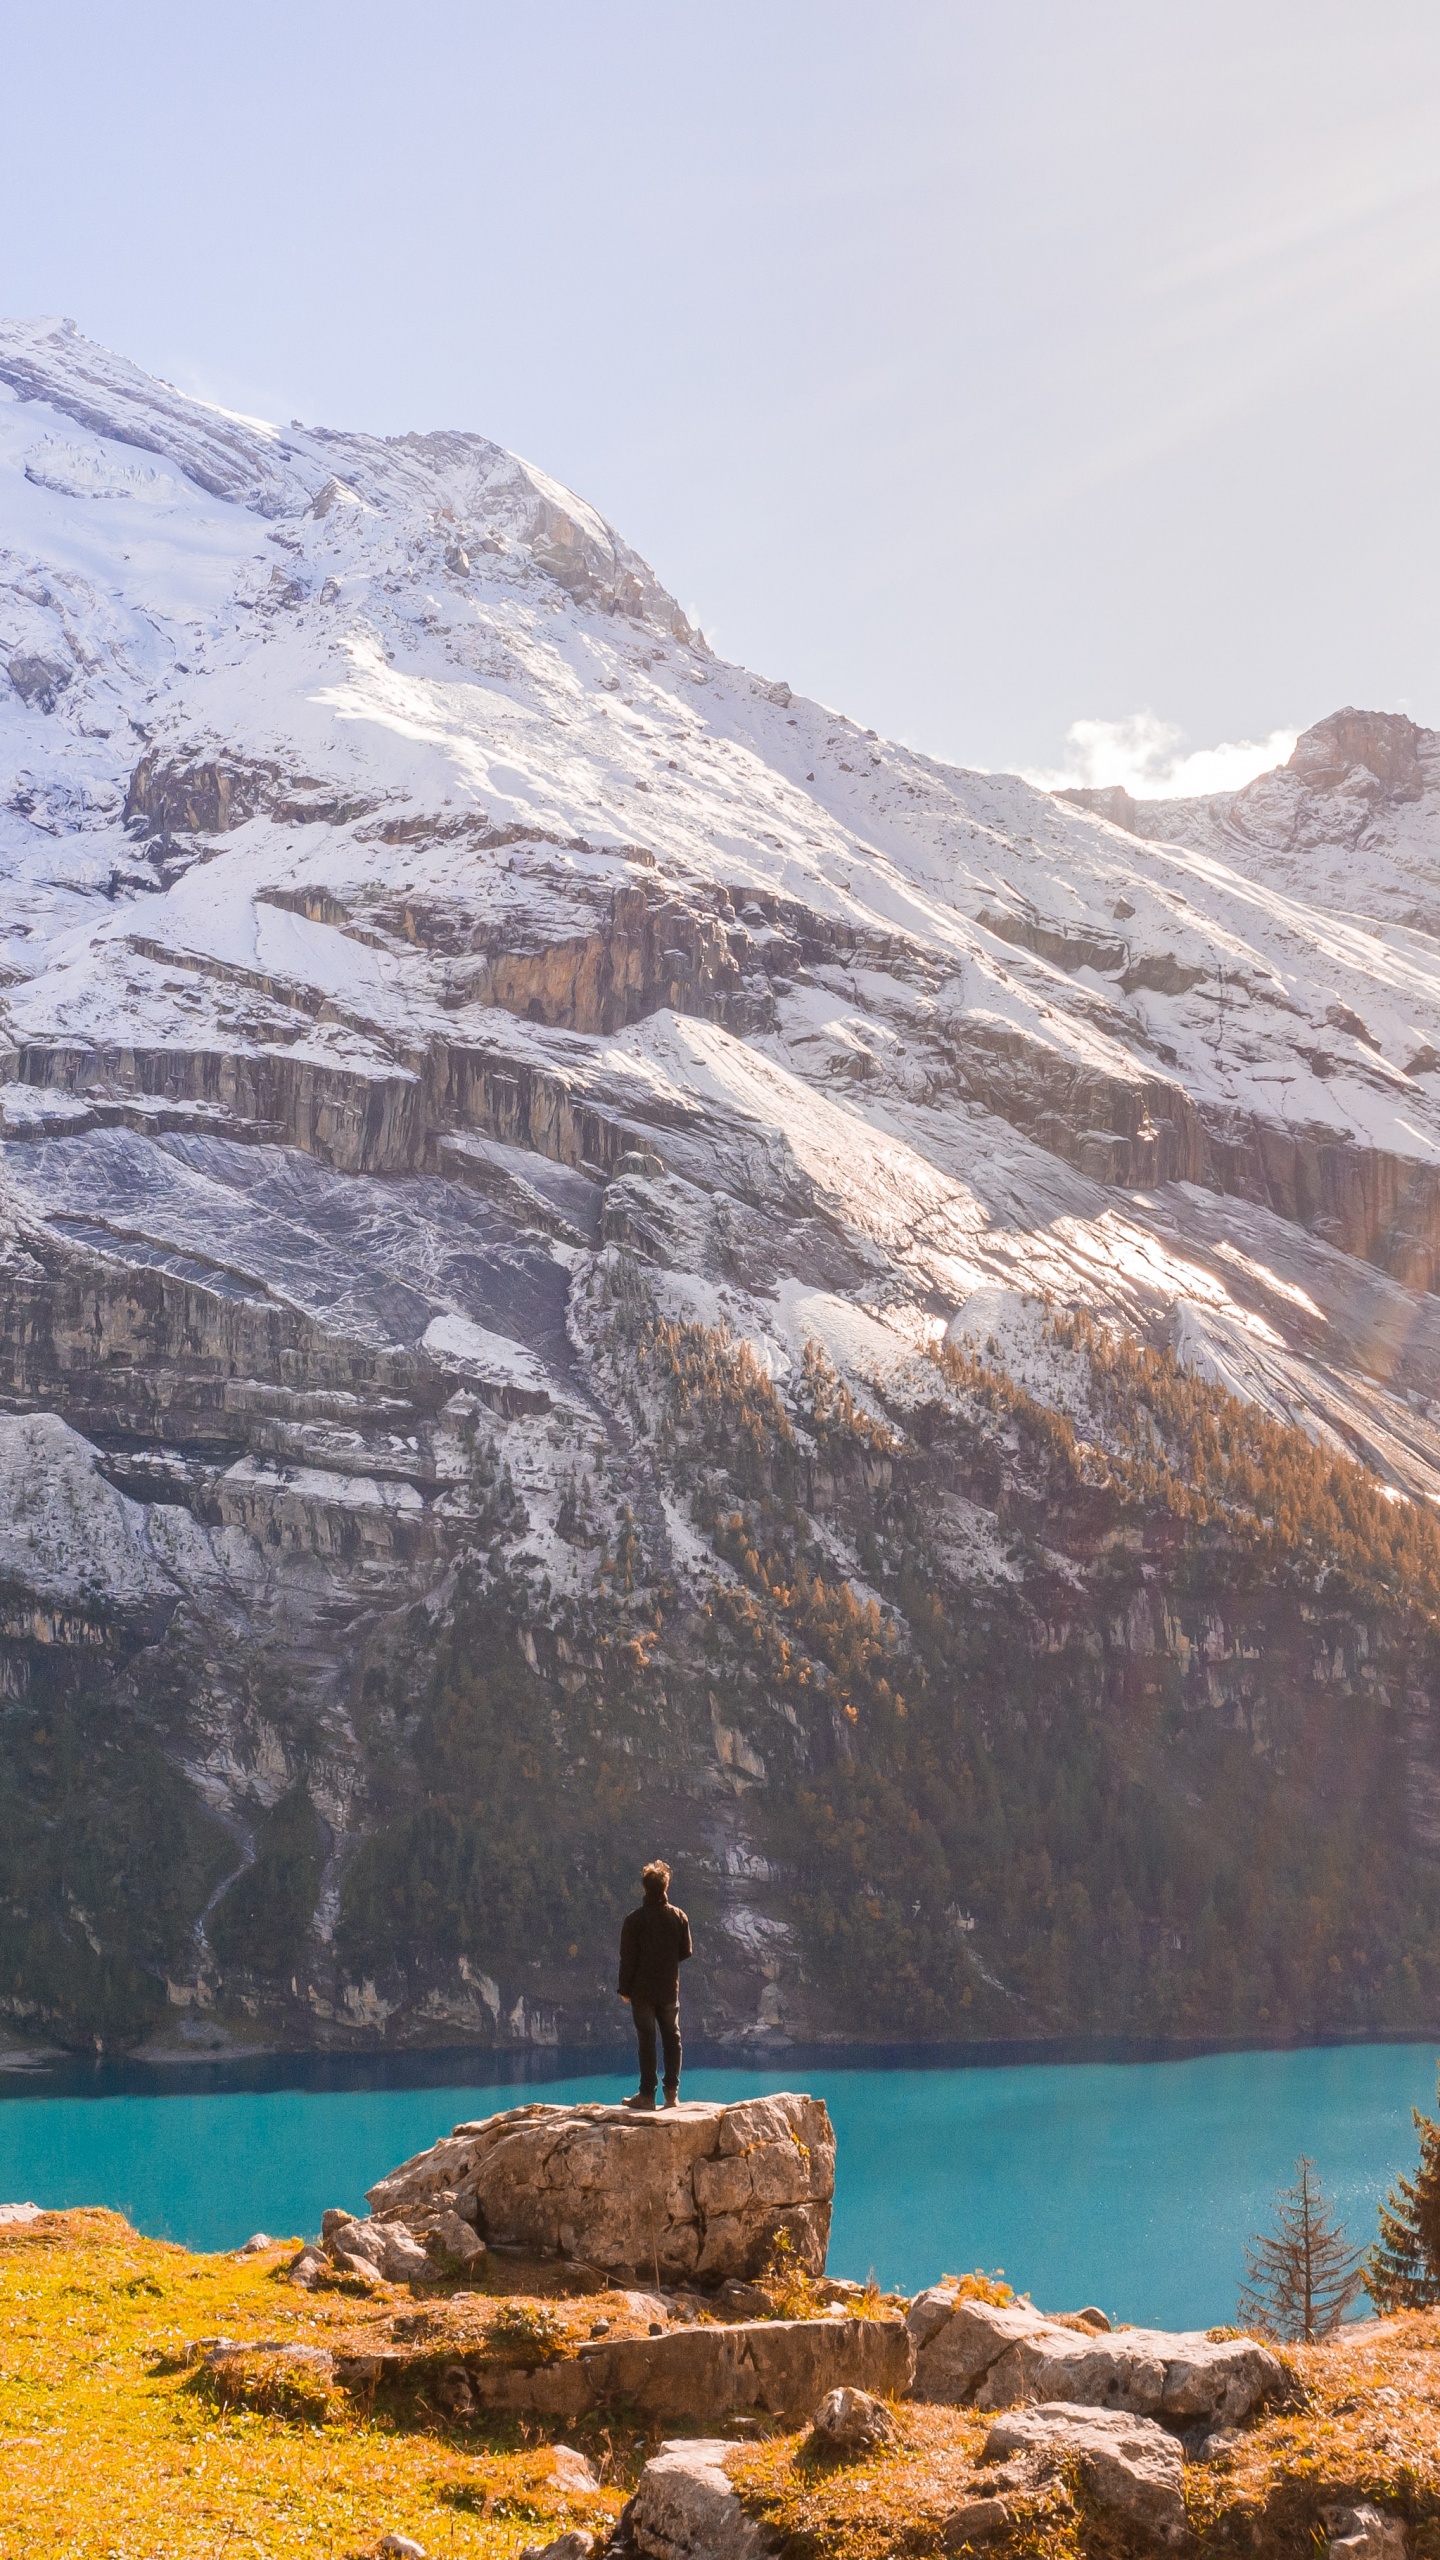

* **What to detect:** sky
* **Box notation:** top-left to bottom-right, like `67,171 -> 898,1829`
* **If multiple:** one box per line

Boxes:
3,0 -> 1440,793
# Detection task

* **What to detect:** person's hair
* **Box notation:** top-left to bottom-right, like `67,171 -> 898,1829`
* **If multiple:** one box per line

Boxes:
641,1860 -> 671,1899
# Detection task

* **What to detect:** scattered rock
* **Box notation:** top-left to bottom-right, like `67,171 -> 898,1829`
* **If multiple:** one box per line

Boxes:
621,2291 -> 671,2326
551,2444 -> 600,2494
325,2215 -> 434,2285
807,2384 -> 899,2454
366,2094 -> 835,2285
519,2535 -> 595,2560
332,2249 -> 385,2291
625,2437 -> 773,2560
912,2291 -> 1281,2426
0,2202 -> 42,2226
427,2208 -> 487,2267
715,2280 -> 777,2319
235,2231 -> 276,2255
1324,2503 -> 1409,2560
942,2497 -> 1012,2547
983,2402 -> 1187,2545
378,2538 -> 427,2560
434,2362 -> 476,2416
1196,2428 -> 1241,2464
289,2245 -> 330,2289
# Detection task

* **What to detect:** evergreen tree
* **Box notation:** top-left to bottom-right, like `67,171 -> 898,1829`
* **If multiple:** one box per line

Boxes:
1366,2081 -> 1440,2312
1238,2157 -> 1363,2341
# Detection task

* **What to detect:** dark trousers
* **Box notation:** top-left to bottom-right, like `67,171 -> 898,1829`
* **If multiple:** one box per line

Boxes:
631,1996 -> 681,2094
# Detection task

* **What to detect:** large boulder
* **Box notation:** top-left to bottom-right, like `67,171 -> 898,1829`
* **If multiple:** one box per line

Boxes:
624,2438 -> 774,2560
808,2385 -> 899,2455
908,2291 -> 1281,2428
366,2095 -> 835,2286
983,2403 -> 1188,2545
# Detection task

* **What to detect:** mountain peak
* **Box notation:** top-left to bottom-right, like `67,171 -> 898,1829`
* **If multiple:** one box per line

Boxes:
1287,704 -> 1432,795
0,318 -> 694,635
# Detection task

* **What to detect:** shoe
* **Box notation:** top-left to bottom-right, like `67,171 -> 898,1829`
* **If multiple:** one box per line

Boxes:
622,2090 -> 657,2110
662,2085 -> 680,2108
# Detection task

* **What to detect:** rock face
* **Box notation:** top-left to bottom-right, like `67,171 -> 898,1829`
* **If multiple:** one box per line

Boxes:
982,2403 -> 1188,2545
579,2312 -> 912,2424
908,2292 -> 1281,2427
9,325 -> 1440,2061
367,2095 -> 835,2284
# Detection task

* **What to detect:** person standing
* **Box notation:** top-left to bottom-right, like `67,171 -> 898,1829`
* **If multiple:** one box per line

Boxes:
617,1859 -> 693,2109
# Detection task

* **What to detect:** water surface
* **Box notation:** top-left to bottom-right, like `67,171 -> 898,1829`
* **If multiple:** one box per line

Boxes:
1,2041 -> 1432,2328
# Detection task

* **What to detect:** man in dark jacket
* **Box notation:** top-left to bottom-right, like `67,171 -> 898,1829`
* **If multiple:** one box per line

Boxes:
617,1859 -> 693,2109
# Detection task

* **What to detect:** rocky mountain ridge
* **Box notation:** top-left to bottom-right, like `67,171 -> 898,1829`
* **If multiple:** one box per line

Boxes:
4,319 -> 1440,2055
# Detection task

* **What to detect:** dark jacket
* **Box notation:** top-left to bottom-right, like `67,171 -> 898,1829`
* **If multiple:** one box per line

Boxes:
618,1894 -> 693,2005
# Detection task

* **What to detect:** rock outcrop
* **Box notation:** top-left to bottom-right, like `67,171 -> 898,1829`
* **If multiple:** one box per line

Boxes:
907,2291 -> 1282,2427
576,2312 -> 912,2424
286,2310 -> 912,2426
366,2096 -> 835,2285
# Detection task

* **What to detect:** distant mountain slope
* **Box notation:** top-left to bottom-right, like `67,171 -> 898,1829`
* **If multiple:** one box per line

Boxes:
4,318 -> 1440,2058
1062,708 -> 1440,939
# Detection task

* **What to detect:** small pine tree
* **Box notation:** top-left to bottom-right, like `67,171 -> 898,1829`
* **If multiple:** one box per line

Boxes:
1366,2080 -> 1440,2312
1237,2157 -> 1363,2342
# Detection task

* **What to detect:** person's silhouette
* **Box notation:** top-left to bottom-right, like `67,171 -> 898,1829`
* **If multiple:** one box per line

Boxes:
617,1859 -> 692,2109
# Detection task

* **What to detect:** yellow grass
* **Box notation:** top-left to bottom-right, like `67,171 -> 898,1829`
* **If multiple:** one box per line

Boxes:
16,2213 -> 1440,2560
0,2211 -> 641,2560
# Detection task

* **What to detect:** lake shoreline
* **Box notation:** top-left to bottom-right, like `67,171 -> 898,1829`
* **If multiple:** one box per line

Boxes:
3,2023 -> 1439,2105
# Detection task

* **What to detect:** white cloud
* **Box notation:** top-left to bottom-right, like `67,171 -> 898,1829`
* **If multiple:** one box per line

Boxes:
1024,711 -> 1296,801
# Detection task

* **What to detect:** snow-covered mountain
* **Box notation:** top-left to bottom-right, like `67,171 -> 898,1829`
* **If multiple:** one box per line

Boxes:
5,317 -> 1440,2060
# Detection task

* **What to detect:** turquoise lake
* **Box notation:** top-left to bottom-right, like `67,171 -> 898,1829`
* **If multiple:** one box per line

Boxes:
2,2043 -> 1435,2328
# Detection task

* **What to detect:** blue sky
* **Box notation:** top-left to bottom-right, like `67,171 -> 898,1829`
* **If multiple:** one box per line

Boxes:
4,1 -> 1439,788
